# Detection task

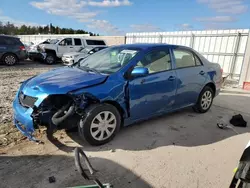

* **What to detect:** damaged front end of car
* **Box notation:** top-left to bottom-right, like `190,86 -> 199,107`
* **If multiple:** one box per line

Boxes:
13,83 -> 99,142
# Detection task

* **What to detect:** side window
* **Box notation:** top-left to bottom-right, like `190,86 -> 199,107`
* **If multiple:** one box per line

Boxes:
0,37 -> 6,45
74,38 -> 82,46
59,38 -> 72,46
136,50 -> 171,74
86,40 -> 106,45
5,38 -> 16,45
194,55 -> 202,66
173,50 -> 196,68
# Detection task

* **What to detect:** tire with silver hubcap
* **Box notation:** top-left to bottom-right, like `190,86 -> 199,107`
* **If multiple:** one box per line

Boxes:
78,103 -> 121,146
193,86 -> 214,113
3,54 -> 17,66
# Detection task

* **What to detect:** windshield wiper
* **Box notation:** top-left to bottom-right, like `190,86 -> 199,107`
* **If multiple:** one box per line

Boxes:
78,66 -> 100,74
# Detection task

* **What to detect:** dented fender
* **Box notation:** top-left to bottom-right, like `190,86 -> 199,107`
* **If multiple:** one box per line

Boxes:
70,76 -> 129,118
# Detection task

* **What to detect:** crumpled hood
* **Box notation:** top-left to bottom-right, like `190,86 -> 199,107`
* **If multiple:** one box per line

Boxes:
22,67 -> 107,94
63,52 -> 82,57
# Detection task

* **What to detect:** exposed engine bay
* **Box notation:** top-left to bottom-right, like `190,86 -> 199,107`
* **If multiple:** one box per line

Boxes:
30,94 -> 98,131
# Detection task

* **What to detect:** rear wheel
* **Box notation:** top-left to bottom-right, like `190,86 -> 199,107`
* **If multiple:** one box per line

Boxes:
193,86 -> 214,113
78,104 -> 121,146
3,53 -> 18,66
45,53 -> 56,64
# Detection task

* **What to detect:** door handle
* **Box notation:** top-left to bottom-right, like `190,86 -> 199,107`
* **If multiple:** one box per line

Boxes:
69,47 -> 73,48
168,76 -> 175,81
140,79 -> 145,84
199,71 -> 205,75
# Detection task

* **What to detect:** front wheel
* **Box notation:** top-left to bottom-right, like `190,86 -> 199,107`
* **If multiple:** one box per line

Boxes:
45,53 -> 56,64
193,86 -> 214,113
78,104 -> 121,146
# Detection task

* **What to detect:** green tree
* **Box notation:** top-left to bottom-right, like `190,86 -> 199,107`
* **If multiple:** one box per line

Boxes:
0,21 -> 99,36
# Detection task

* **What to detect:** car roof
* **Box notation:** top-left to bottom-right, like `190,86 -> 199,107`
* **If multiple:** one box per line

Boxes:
0,35 -> 20,39
115,43 -> 191,50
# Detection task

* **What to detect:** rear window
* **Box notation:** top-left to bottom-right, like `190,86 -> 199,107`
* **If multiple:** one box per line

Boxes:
86,40 -> 106,45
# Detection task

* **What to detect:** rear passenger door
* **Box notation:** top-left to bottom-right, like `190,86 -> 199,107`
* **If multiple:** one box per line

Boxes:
172,48 -> 207,109
73,38 -> 83,52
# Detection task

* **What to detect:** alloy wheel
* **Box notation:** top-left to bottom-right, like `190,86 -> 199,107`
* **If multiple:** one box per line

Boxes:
90,111 -> 117,141
201,90 -> 212,110
5,55 -> 16,65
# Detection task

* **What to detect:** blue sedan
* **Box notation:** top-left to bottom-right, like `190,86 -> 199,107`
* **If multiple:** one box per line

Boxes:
13,44 -> 222,145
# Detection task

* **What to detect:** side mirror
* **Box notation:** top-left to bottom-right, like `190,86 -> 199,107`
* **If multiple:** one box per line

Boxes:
131,67 -> 149,78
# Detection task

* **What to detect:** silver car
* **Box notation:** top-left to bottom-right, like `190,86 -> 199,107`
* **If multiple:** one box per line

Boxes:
62,46 -> 107,66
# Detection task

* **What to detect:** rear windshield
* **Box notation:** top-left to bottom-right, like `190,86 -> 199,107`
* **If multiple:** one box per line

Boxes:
86,40 -> 106,45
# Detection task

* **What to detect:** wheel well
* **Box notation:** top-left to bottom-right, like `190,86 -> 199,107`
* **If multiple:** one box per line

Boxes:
2,52 -> 18,61
205,82 -> 216,97
45,49 -> 56,56
103,101 -> 125,119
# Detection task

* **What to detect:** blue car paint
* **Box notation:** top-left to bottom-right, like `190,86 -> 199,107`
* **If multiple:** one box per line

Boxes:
13,43 -> 222,140
23,67 -> 108,94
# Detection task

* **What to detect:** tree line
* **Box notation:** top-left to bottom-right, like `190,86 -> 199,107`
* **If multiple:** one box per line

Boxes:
0,22 -> 99,36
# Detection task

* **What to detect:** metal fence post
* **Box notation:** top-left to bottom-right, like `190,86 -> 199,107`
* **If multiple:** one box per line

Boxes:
230,32 -> 241,79
159,34 -> 163,43
190,34 -> 195,48
239,31 -> 250,87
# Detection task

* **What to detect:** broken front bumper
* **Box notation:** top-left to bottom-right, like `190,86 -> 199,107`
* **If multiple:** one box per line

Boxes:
13,97 -> 36,141
12,88 -> 48,141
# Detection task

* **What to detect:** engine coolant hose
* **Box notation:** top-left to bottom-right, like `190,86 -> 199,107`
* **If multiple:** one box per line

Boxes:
51,102 -> 75,126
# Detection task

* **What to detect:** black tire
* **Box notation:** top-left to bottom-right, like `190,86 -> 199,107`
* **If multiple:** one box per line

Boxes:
45,53 -> 56,64
193,86 -> 214,113
3,53 -> 18,66
78,103 -> 121,146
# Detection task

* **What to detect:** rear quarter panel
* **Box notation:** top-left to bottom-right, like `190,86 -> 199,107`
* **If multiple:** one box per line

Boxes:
205,62 -> 222,96
195,50 -> 222,96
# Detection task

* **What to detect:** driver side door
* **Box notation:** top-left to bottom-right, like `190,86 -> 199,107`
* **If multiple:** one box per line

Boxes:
128,47 -> 177,121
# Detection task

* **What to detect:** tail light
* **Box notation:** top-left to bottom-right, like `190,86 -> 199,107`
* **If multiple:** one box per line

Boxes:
19,46 -> 26,51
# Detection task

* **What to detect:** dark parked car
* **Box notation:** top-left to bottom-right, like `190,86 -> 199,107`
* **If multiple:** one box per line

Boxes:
0,35 -> 27,65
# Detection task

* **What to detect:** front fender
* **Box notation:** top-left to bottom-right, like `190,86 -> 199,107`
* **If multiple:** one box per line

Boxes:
71,75 -> 129,118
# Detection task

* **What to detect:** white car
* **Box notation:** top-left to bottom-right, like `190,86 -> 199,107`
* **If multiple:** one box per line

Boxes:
62,46 -> 107,66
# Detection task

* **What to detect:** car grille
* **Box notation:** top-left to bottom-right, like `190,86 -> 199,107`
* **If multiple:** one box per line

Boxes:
19,92 -> 37,108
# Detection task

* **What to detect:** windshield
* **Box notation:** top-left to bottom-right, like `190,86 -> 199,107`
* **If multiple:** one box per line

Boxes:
50,39 -> 59,44
78,46 -> 140,74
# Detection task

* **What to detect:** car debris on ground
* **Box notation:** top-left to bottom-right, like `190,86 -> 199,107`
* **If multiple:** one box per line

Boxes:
48,176 -> 56,183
